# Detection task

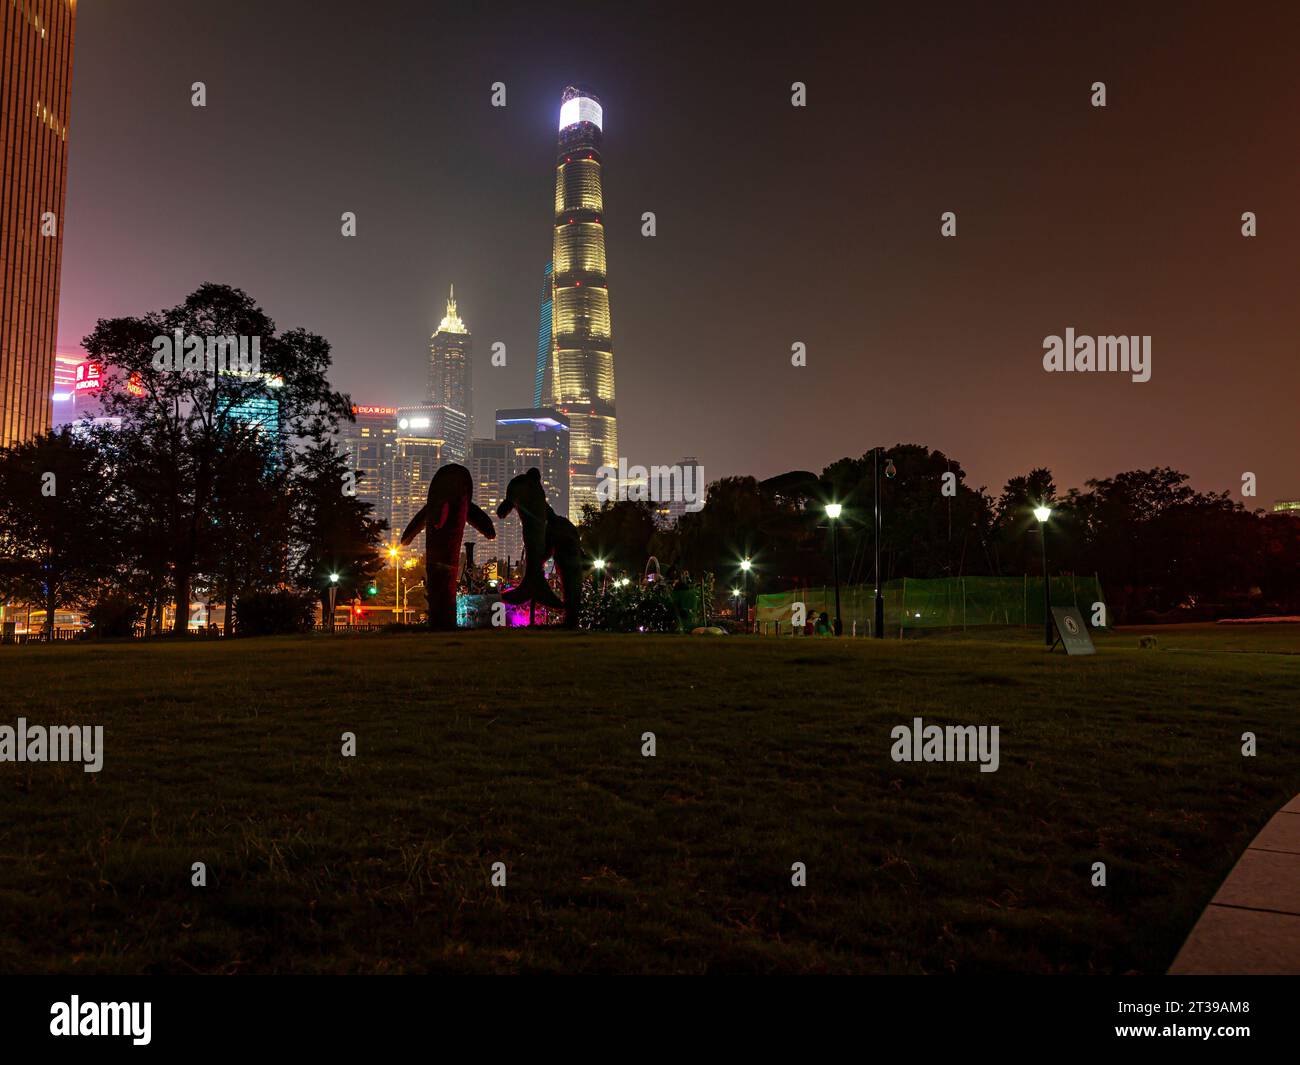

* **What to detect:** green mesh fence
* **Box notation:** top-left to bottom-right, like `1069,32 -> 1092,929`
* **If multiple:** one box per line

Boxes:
755,576 -> 1106,635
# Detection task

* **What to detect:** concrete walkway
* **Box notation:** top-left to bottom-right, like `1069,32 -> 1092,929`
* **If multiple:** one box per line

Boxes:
1169,794 -> 1300,974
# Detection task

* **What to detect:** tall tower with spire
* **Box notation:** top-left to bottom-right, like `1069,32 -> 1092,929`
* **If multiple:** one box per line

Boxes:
546,85 -> 616,522
429,284 -> 472,438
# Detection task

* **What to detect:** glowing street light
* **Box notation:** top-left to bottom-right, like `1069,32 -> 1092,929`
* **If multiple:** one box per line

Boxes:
593,557 -> 607,594
825,503 -> 843,636
738,558 -> 753,634
1034,505 -> 1054,646
327,572 -> 340,632
387,547 -> 405,623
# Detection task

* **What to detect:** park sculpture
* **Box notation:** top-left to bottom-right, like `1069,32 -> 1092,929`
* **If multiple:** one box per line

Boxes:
400,463 -> 495,630
497,467 -> 585,628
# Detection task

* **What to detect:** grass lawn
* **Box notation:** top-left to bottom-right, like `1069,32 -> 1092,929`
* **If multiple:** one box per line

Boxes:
1,626 -> 1297,974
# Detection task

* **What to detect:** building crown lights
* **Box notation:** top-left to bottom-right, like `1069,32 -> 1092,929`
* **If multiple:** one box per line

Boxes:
559,95 -> 602,132
437,284 -> 468,335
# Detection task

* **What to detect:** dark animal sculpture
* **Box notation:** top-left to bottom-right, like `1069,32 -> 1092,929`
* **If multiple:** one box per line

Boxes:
497,467 -> 585,627
400,463 -> 495,630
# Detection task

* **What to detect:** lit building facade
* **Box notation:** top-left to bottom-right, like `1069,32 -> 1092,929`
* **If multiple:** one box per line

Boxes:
467,437 -> 517,563
495,407 -> 570,520
1,0 -> 77,448
338,405 -> 400,530
394,403 -> 467,465
545,86 -> 616,522
533,261 -> 552,408
215,371 -> 286,472
659,455 -> 703,527
390,435 -> 455,537
50,350 -> 87,424
429,285 -> 472,440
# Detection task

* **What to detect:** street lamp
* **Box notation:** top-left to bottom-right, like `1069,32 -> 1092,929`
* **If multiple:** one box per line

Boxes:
388,546 -> 402,624
872,450 -> 895,638
593,557 -> 607,594
402,558 -> 417,623
328,572 -> 339,632
1034,505 -> 1053,646
824,503 -> 843,636
739,558 -> 752,634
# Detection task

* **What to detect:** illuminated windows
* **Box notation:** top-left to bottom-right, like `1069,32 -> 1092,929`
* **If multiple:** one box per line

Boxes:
554,222 -> 606,275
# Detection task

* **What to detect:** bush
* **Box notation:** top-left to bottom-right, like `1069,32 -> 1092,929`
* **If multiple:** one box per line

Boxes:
87,594 -> 143,638
235,590 -> 317,636
581,580 -> 682,632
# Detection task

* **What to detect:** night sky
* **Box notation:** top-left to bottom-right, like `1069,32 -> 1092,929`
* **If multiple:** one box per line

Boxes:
58,0 -> 1297,501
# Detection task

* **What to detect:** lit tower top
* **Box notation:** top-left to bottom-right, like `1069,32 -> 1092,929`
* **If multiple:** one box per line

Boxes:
429,283 -> 473,438
438,284 -> 468,335
546,85 -> 617,523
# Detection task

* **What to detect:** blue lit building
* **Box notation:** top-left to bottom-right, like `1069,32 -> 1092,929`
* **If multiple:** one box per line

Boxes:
533,261 -> 553,408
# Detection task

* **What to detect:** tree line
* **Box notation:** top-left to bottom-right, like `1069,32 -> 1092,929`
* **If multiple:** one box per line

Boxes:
3,283 -> 1295,635
0,285 -> 384,636
578,447 -> 1300,624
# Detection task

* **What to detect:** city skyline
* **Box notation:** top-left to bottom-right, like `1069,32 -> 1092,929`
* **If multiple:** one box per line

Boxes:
45,0 -> 1300,503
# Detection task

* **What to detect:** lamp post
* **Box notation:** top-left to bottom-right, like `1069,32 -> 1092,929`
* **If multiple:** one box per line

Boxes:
388,547 -> 401,624
327,572 -> 339,631
403,558 -> 417,624
824,504 -> 843,636
1034,505 -> 1053,646
593,557 -> 606,595
740,558 -> 752,634
873,449 -> 894,642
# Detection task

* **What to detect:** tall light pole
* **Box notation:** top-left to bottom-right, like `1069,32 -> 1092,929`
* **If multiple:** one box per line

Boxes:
593,557 -> 606,595
403,558 -> 417,624
1034,505 -> 1053,646
328,572 -> 339,632
873,450 -> 895,638
388,546 -> 401,624
824,504 -> 843,636
740,558 -> 752,634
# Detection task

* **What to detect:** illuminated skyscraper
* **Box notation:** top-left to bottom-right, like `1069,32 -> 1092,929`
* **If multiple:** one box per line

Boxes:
467,437 -> 515,563
546,86 -> 616,522
338,405 -> 400,529
495,407 -> 570,520
533,261 -> 552,408
429,285 -> 472,438
1,0 -> 77,448
395,402 -> 467,465
390,436 -> 455,537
